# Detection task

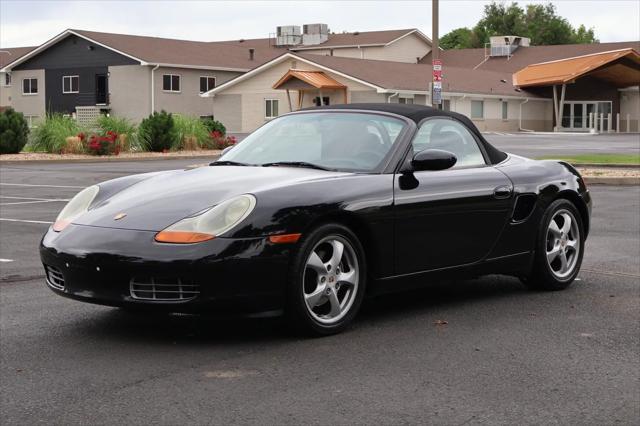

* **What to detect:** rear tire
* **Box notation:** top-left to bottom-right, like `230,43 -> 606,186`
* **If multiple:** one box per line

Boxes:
522,199 -> 584,291
286,223 -> 366,336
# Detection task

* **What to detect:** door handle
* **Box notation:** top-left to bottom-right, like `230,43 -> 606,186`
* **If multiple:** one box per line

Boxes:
493,185 -> 513,199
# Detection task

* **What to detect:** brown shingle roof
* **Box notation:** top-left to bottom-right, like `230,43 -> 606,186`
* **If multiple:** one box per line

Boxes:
422,41 -> 640,74
294,53 -> 539,97
72,29 -> 284,70
6,28 -> 421,71
0,46 -> 37,68
214,29 -> 419,50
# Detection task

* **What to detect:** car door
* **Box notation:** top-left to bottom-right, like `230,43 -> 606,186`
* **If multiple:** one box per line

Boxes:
393,117 -> 513,275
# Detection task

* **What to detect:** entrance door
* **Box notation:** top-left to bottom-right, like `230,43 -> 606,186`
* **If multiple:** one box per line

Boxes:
95,74 -> 108,104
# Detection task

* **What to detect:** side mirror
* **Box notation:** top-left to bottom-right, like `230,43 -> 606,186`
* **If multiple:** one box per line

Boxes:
410,149 -> 457,172
221,145 -> 234,157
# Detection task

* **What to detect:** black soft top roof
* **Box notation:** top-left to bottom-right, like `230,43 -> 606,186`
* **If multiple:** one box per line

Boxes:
304,103 -> 507,164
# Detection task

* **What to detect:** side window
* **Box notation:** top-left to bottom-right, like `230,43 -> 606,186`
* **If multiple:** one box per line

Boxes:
412,119 -> 486,169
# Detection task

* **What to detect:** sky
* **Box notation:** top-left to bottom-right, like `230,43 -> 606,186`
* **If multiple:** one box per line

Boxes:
1,0 -> 638,48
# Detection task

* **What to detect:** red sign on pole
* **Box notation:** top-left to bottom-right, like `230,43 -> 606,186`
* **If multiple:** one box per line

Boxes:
432,59 -> 443,105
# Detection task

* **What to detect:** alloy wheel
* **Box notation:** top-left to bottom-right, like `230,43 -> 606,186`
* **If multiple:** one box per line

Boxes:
545,209 -> 580,280
302,235 -> 359,324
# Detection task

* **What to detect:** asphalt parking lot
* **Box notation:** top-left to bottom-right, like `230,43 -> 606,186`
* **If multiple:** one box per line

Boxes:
484,132 -> 640,158
1,158 -> 639,425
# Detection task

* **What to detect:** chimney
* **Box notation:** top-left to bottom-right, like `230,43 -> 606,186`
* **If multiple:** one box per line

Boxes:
249,48 -> 255,60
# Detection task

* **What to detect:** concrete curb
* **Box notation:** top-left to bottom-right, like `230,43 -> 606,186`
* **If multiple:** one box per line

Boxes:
583,176 -> 640,186
575,163 -> 640,169
0,153 -> 221,165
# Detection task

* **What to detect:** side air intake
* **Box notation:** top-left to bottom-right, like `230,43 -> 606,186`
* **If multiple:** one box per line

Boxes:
512,194 -> 537,222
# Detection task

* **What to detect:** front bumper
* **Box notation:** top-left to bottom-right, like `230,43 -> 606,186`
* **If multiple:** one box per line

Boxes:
39,224 -> 293,314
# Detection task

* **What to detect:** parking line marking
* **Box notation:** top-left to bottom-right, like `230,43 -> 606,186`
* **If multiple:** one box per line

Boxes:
0,200 -> 68,206
0,183 -> 85,189
0,196 -> 71,201
0,258 -> 14,263
0,218 -> 53,225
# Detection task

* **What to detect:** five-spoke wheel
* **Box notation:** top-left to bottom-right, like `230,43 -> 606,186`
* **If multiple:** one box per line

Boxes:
303,236 -> 359,324
523,199 -> 584,290
545,209 -> 580,279
287,223 -> 366,335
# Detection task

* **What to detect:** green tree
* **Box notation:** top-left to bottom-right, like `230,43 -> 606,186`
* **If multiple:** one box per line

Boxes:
440,27 -> 473,49
471,2 -> 526,47
0,108 -> 29,154
440,1 -> 598,49
138,110 -> 178,152
572,24 -> 599,44
524,3 -> 574,45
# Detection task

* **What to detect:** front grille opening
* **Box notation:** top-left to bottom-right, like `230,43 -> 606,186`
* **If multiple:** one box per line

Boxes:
130,276 -> 200,301
512,194 -> 537,222
45,265 -> 65,290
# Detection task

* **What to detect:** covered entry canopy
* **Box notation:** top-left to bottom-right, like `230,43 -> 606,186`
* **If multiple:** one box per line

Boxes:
513,48 -> 640,88
273,69 -> 348,109
513,48 -> 640,131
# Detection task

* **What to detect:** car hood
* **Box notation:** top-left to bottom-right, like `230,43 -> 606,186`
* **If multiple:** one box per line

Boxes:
73,165 -> 352,232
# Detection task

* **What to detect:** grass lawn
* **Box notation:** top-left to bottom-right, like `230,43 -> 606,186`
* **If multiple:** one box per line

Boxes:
536,154 -> 640,165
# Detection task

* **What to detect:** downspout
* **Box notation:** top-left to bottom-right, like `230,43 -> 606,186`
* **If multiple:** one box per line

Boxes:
387,92 -> 399,103
150,64 -> 160,114
519,98 -> 534,132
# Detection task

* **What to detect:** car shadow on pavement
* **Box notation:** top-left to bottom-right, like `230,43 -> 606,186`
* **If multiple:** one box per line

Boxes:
68,275 -> 530,344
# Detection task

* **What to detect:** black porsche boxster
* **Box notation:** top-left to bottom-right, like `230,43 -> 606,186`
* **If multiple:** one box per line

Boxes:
40,104 -> 591,335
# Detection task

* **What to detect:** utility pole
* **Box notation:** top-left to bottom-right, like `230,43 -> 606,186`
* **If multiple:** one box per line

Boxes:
432,0 -> 439,61
431,0 -> 442,109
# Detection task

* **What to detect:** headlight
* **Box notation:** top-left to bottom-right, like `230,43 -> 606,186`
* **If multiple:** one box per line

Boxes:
155,194 -> 256,244
52,185 -> 99,232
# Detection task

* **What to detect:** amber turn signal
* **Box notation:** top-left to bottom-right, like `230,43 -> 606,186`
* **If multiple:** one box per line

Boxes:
52,220 -> 70,232
268,233 -> 302,244
154,231 -> 215,244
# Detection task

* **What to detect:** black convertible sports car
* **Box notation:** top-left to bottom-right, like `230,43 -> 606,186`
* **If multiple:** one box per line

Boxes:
40,104 -> 591,335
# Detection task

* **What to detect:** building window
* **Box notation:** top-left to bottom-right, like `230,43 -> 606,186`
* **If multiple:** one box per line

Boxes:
313,96 -> 330,106
471,100 -> 484,119
24,115 -> 40,128
22,78 -> 38,95
443,99 -> 451,111
265,99 -> 279,119
501,101 -> 508,120
162,74 -> 180,92
62,75 -> 79,94
4,73 -> 11,87
199,76 -> 216,93
399,97 -> 414,104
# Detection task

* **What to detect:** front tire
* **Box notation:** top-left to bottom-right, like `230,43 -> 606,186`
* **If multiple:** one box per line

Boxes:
286,223 -> 367,336
523,199 -> 585,291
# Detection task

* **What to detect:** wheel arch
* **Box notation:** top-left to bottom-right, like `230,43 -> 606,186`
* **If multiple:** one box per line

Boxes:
302,211 -> 379,278
551,190 -> 590,238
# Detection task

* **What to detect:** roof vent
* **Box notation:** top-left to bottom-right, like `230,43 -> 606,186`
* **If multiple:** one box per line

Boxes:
353,31 -> 360,36
276,25 -> 301,46
486,36 -> 530,59
302,23 -> 329,45
249,48 -> 255,60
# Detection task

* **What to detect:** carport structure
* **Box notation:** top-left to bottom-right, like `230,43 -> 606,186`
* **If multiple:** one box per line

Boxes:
273,69 -> 348,111
513,48 -> 640,131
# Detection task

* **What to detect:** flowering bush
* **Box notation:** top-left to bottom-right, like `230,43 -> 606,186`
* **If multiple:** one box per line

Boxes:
208,131 -> 237,150
86,131 -> 121,156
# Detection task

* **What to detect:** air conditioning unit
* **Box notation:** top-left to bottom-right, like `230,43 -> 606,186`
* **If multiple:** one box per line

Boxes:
276,25 -> 301,46
302,23 -> 329,46
488,36 -> 530,57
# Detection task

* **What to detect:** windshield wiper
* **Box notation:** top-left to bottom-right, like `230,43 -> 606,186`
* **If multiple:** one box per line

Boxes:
209,160 -> 252,167
261,161 -> 333,171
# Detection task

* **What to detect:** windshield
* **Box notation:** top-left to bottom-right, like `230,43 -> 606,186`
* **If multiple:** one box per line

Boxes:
220,112 -> 407,172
